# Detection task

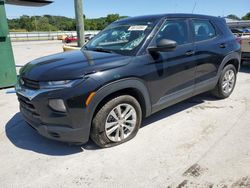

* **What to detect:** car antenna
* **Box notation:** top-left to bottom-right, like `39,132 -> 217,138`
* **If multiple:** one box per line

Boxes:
192,1 -> 197,14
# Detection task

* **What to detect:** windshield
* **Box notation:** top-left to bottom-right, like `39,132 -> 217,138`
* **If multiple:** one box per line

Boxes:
83,20 -> 156,56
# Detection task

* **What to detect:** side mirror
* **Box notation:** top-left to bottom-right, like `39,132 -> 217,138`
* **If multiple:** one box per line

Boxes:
148,39 -> 177,53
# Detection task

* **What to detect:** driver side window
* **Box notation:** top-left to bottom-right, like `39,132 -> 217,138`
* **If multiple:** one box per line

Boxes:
156,19 -> 190,45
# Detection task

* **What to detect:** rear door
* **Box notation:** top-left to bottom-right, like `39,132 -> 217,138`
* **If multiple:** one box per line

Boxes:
191,19 -> 223,93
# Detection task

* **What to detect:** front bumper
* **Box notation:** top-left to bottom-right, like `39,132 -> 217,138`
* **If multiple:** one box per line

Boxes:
16,78 -> 98,144
21,106 -> 87,143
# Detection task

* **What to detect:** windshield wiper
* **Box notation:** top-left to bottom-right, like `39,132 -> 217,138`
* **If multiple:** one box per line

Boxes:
89,47 -> 115,54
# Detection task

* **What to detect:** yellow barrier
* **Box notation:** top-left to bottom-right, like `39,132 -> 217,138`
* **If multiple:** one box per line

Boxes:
63,45 -> 81,52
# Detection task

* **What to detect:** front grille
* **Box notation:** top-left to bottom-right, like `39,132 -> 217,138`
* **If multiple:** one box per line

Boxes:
17,94 -> 40,118
21,77 -> 40,90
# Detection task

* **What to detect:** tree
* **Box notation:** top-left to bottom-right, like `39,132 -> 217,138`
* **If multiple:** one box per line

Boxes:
36,16 -> 57,31
242,12 -> 250,20
226,14 -> 240,20
106,14 -> 120,24
8,18 -> 20,30
19,15 -> 35,31
7,14 -> 128,32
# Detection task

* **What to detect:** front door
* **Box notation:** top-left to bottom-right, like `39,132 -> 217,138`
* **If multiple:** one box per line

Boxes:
148,18 -> 196,112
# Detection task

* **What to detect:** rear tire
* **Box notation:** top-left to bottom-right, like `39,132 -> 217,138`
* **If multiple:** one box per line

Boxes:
212,64 -> 237,99
90,95 -> 142,148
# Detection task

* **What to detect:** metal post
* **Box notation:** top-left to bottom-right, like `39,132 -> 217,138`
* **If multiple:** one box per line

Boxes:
74,0 -> 85,47
0,0 -> 17,88
0,0 -> 53,89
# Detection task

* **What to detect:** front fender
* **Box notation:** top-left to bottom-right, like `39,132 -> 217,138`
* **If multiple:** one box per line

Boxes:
83,78 -> 152,138
90,78 -> 152,117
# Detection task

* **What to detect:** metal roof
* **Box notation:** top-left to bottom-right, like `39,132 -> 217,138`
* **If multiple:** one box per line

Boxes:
5,0 -> 53,7
225,18 -> 250,28
227,20 -> 250,28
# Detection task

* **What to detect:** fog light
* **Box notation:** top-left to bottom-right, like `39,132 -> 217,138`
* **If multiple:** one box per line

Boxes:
49,99 -> 66,112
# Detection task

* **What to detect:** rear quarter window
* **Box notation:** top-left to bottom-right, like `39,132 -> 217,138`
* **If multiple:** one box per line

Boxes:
192,19 -> 217,42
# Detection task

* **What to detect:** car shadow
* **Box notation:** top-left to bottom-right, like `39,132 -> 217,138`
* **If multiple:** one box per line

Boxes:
141,93 -> 216,128
6,93 -> 215,155
5,113 -> 85,156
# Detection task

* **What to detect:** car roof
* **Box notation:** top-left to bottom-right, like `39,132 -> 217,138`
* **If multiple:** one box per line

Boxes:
116,13 -> 222,23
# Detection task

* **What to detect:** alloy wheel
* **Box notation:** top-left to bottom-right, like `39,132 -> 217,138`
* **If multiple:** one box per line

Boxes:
222,69 -> 235,94
105,103 -> 137,142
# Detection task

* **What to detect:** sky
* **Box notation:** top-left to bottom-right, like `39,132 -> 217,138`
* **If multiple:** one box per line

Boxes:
5,0 -> 250,19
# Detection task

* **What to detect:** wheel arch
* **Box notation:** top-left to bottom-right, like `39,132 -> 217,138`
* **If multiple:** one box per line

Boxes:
88,78 -> 152,127
217,52 -> 241,77
223,59 -> 240,73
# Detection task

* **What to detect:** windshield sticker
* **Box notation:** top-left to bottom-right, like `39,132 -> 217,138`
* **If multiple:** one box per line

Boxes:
128,25 -> 148,31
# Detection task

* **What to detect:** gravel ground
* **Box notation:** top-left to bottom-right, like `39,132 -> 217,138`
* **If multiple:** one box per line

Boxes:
0,41 -> 250,187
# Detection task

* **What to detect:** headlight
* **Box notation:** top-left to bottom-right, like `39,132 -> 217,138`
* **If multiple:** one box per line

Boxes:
40,79 -> 81,89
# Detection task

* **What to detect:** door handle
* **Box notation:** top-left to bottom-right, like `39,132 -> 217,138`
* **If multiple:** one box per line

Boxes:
185,50 -> 195,56
220,43 -> 226,48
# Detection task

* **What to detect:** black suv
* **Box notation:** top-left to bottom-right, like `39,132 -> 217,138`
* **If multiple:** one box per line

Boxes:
16,14 -> 241,147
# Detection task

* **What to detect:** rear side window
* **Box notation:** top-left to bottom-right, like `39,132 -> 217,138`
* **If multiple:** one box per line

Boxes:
192,19 -> 216,42
156,19 -> 190,45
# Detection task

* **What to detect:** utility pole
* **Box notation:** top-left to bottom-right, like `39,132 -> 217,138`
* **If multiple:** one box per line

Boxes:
34,16 -> 38,31
74,0 -> 85,47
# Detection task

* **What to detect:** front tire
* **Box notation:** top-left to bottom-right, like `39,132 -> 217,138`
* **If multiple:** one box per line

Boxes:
90,95 -> 142,148
212,64 -> 237,99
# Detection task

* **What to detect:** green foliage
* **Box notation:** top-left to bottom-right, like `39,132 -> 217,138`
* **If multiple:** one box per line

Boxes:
226,13 -> 250,21
7,12 -> 250,32
8,14 -> 128,32
226,14 -> 240,20
83,14 -> 126,30
106,14 -> 120,24
242,12 -> 250,20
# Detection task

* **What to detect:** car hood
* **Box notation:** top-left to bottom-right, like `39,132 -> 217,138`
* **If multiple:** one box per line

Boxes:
20,50 -> 131,81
